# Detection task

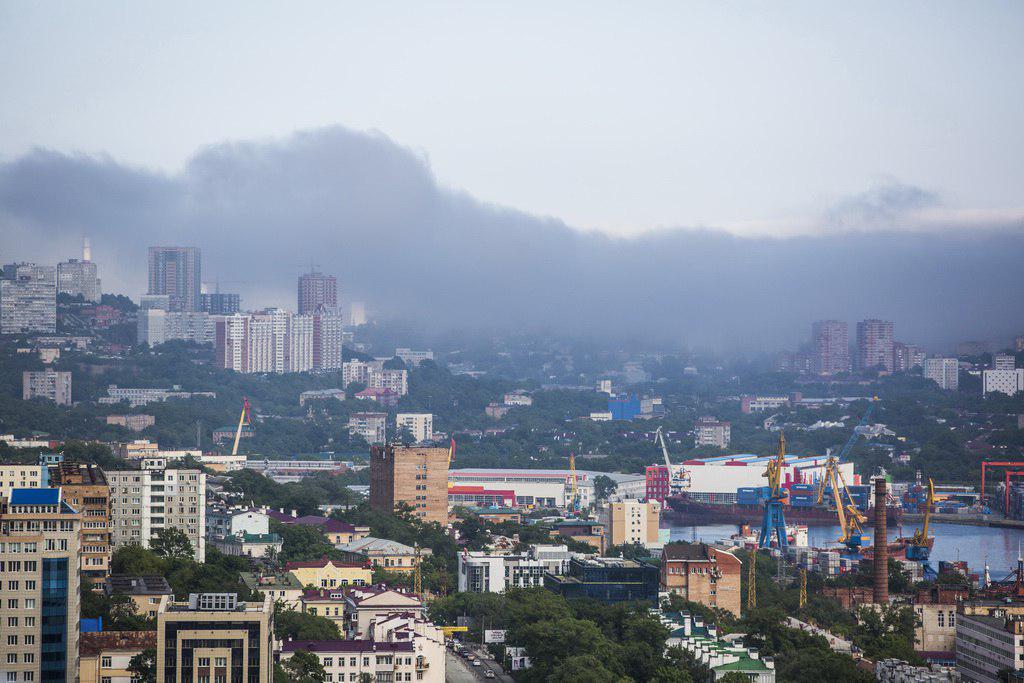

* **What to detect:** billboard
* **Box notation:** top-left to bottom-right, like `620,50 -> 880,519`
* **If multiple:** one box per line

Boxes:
484,629 -> 507,644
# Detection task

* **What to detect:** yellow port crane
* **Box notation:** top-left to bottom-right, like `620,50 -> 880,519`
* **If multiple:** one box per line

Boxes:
816,456 -> 867,552
747,551 -> 757,610
906,478 -> 935,561
569,452 -> 581,516
231,397 -> 252,456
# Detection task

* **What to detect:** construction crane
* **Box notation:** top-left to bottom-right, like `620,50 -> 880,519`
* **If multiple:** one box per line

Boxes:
831,397 -> 878,461
906,478 -> 935,561
757,433 -> 789,550
654,427 -> 690,492
231,397 -> 252,456
816,456 -> 868,552
413,543 -> 423,594
568,452 -> 582,516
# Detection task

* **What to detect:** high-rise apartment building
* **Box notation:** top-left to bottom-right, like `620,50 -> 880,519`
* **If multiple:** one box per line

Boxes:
0,487 -> 82,683
199,291 -> 240,315
856,319 -> 895,373
215,310 -> 342,373
297,269 -> 337,315
49,462 -> 111,579
994,354 -> 1017,371
137,310 -> 216,347
924,358 -> 959,391
601,499 -> 661,547
156,594 -> 275,683
811,320 -> 849,375
983,368 -> 1024,397
694,417 -> 730,449
1,263 -> 57,334
893,342 -> 926,373
23,370 -> 73,405
107,461 -> 206,562
348,412 -> 387,444
57,248 -> 101,303
370,445 -> 449,524
369,368 -> 409,396
147,247 -> 201,312
396,413 -> 434,443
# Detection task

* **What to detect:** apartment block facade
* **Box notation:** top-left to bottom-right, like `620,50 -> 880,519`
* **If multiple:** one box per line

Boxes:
297,270 -> 338,315
56,258 -> 101,303
396,413 -> 433,443
1,263 -> 57,334
856,319 -> 895,373
23,370 -> 72,405
215,309 -> 343,373
370,445 -> 449,524
924,357 -> 960,391
49,462 -> 111,578
147,246 -> 201,312
660,543 -> 742,616
601,499 -> 660,548
811,320 -> 849,375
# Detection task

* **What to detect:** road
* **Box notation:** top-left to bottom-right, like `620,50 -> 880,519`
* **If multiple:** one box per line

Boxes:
445,645 -> 514,683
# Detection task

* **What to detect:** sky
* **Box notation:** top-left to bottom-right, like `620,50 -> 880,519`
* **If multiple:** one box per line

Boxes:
1,1 -> 1022,237
0,2 -> 1022,352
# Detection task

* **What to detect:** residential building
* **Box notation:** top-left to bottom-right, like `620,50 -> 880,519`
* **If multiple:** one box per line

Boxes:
139,294 -> 170,310
22,369 -> 72,405
284,557 -> 373,589
241,571 -> 304,608
983,369 -> 1024,397
545,557 -> 660,603
396,413 -> 433,443
348,412 -> 387,445
342,358 -> 382,386
147,246 -> 201,312
212,532 -> 283,558
661,543 -> 742,616
103,575 -> 173,619
206,505 -> 270,540
1,262 -> 57,334
486,403 -> 511,419
694,417 -> 731,449
137,309 -> 216,347
156,594 -> 274,683
856,319 -> 895,373
913,586 -> 967,661
335,536 -> 426,573
395,348 -> 433,366
371,445 -> 450,524
49,462 -> 111,578
342,585 -> 427,639
57,254 -> 101,303
369,368 -> 409,396
297,269 -> 338,315
300,588 -> 349,626
552,520 -> 606,553
739,393 -> 801,414
994,354 -> 1018,371
602,498 -> 661,548
925,357 -> 960,391
299,388 -> 345,406
956,608 -> 1024,683
811,320 -> 850,375
893,342 -> 926,372
281,640 -> 436,683
0,463 -> 44,501
0,487 -> 82,683
349,301 -> 367,326
198,291 -> 240,315
79,631 -> 156,683
215,309 -> 342,373
105,414 -> 156,432
265,511 -> 369,545
658,610 -> 775,682
457,552 -> 545,593
355,387 -> 400,406
107,461 -> 206,562
503,392 -> 533,406
99,384 -> 216,408
112,440 -> 201,462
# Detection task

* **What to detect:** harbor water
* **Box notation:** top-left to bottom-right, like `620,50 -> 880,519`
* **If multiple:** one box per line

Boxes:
668,521 -> 1024,577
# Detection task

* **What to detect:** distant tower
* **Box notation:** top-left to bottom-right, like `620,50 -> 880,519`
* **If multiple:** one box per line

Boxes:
811,320 -> 849,375
349,301 -> 367,326
297,268 -> 337,315
148,246 -> 201,312
83,237 -> 92,262
856,319 -> 895,373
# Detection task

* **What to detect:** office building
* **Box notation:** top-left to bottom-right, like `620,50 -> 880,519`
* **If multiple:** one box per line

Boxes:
1,263 -> 57,334
983,369 -> 1024,397
370,445 -> 449,524
601,498 -> 661,548
457,552 -> 545,593
348,412 -> 387,445
956,608 -> 1024,683
856,319 -> 895,373
811,320 -> 850,375
156,594 -> 274,683
49,462 -> 111,578
660,543 -> 742,616
57,250 -> 101,303
23,370 -> 72,405
79,631 -> 157,683
148,246 -> 201,312
694,417 -> 730,448
297,269 -> 338,315
215,309 -> 342,373
199,291 -> 240,315
396,413 -> 433,443
545,557 -> 659,603
924,358 -> 960,391
107,460 -> 206,562
0,488 -> 82,683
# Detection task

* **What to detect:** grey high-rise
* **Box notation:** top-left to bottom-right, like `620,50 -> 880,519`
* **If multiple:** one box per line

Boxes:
811,320 -> 849,375
1,262 -> 57,334
148,247 -> 201,312
297,269 -> 338,315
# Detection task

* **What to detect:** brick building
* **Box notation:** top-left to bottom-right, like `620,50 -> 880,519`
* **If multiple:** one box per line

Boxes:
660,543 -> 742,616
370,445 -> 449,524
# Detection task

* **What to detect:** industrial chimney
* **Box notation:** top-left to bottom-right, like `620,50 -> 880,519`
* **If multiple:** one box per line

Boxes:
873,477 -> 888,604
83,237 -> 92,262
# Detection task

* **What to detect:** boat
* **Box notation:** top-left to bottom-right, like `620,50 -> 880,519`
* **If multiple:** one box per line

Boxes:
664,493 -> 904,526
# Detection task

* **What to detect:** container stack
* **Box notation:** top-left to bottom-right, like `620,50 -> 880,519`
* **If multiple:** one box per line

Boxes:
789,483 -> 816,508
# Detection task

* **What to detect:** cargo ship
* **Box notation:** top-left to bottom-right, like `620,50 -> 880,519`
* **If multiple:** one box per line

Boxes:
664,492 -> 904,526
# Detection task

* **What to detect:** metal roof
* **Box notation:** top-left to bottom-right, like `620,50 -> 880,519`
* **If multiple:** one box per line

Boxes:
9,487 -> 61,505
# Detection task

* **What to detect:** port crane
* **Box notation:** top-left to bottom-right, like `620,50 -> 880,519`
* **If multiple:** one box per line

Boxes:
830,397 -> 878,462
758,433 -> 789,551
654,427 -> 690,493
568,452 -> 582,516
816,456 -> 868,552
231,397 -> 252,456
906,478 -> 934,561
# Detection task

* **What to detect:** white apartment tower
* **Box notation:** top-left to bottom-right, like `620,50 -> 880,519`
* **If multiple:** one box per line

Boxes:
396,413 -> 433,443
924,358 -> 959,391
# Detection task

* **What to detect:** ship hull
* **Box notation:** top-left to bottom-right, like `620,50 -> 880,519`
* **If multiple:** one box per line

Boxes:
664,495 -> 904,526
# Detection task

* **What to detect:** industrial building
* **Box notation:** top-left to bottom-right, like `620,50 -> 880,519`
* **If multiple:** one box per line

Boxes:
448,468 -> 601,510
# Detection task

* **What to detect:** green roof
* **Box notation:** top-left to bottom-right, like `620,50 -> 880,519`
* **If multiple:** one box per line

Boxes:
241,533 -> 281,543
240,571 -> 302,590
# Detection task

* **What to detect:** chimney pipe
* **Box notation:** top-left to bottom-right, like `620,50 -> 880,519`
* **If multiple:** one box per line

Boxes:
873,477 -> 888,604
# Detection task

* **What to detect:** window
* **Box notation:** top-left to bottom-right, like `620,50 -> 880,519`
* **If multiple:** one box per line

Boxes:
949,611 -> 955,627
198,657 -> 210,667
102,656 -> 113,667
7,636 -> 16,646
937,612 -> 944,627
215,657 -> 227,667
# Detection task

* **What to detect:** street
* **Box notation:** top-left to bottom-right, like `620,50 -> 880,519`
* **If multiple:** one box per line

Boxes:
445,645 -> 514,683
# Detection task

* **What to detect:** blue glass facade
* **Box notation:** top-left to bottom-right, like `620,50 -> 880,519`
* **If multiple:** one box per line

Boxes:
41,557 -> 70,682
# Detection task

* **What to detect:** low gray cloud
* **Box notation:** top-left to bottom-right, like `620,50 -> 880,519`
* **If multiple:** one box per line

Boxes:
1,126 -> 1022,352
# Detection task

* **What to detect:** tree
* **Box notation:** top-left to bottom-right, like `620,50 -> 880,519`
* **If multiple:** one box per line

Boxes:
593,475 -> 617,501
274,607 -> 342,641
127,648 -> 157,683
150,527 -> 194,560
281,650 -> 327,683
719,673 -> 751,683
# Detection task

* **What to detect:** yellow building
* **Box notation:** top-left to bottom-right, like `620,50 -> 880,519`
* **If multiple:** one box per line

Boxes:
104,575 -> 174,620
80,631 -> 156,683
601,499 -> 661,548
0,463 -> 44,499
284,557 -> 373,588
335,536 -> 428,574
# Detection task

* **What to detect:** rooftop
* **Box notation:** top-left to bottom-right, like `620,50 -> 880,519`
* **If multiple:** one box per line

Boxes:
79,631 -> 156,657
336,536 -> 420,555
9,487 -> 61,506
104,575 -> 173,596
284,557 -> 369,570
240,572 -> 304,590
282,640 -> 413,654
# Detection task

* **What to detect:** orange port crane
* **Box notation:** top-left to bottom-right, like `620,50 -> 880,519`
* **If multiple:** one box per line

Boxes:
816,456 -> 868,551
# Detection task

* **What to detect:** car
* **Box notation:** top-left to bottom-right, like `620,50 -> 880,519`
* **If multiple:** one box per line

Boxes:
473,660 -> 482,667
485,671 -> 496,678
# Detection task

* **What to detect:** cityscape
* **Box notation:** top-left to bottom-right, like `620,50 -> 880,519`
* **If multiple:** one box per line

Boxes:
2,4 -> 1024,683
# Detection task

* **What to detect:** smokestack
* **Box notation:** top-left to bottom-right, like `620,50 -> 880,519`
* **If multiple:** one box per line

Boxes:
873,477 -> 888,604
83,237 -> 92,261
